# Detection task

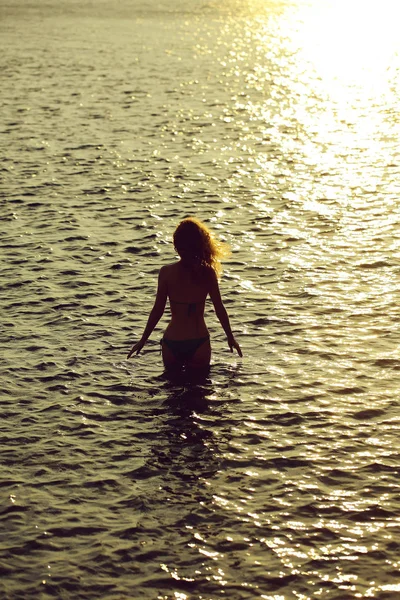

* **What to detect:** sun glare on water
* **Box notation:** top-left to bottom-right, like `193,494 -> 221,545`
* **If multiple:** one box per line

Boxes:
246,0 -> 400,286
263,0 -> 400,187
290,0 -> 400,94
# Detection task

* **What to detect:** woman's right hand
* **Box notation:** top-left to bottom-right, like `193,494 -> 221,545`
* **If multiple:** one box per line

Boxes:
127,339 -> 145,359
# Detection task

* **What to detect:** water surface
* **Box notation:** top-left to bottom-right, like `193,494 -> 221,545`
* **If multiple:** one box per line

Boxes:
1,0 -> 400,598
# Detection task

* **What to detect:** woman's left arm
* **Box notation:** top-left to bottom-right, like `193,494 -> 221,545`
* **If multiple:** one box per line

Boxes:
127,267 -> 168,358
208,268 -> 243,357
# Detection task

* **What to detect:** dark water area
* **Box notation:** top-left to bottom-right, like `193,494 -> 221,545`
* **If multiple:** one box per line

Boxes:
1,0 -> 400,598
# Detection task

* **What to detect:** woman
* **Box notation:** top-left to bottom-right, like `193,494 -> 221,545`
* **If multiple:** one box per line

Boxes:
127,217 -> 242,370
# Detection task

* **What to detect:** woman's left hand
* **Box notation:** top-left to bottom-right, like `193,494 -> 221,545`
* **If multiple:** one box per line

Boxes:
228,336 -> 243,357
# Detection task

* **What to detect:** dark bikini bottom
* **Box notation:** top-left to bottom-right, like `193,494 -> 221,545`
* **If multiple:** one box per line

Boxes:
161,336 -> 210,362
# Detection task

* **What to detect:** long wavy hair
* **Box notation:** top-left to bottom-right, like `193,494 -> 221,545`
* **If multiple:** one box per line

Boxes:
173,217 -> 231,278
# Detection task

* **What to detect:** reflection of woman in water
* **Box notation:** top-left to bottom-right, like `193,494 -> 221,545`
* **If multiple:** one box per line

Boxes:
127,217 -> 242,370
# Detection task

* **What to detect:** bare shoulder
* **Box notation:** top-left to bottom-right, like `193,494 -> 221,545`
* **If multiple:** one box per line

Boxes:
203,264 -> 217,279
159,261 -> 179,280
203,265 -> 218,288
161,261 -> 179,273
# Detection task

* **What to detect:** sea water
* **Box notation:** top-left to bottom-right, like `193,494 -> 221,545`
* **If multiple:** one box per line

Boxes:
1,0 -> 400,598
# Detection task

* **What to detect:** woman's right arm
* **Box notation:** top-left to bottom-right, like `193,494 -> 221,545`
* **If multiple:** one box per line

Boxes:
127,266 -> 168,359
208,269 -> 242,357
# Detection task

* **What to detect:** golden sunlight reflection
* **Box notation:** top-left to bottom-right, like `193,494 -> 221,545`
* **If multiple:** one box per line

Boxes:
290,0 -> 400,92
245,0 -> 400,268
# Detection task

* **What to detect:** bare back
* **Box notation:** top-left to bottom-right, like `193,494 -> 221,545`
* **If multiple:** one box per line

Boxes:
162,261 -> 211,340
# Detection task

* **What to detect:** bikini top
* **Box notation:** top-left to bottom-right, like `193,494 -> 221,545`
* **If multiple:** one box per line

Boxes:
169,298 -> 204,316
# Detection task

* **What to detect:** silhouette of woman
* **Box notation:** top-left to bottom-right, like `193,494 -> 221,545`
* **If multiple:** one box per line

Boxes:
127,217 -> 242,370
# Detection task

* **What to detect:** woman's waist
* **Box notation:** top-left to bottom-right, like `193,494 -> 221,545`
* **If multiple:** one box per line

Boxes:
165,319 -> 208,340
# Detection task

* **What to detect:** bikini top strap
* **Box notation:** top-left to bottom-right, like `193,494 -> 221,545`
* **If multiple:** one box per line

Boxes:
169,298 -> 201,316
